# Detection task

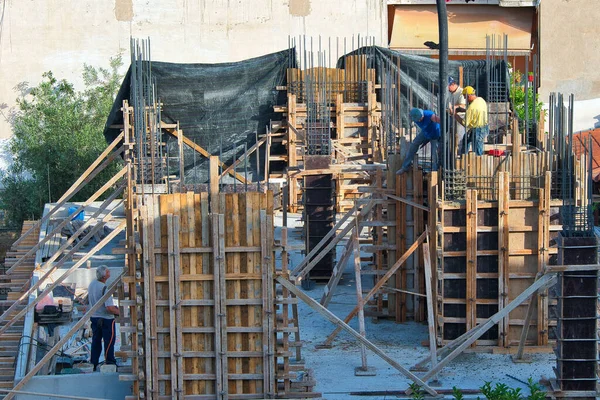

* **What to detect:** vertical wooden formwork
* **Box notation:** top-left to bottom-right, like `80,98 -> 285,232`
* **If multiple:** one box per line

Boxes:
131,191 -> 317,399
435,170 -> 558,348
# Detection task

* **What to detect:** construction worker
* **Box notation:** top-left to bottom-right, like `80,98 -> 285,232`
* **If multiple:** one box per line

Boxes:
396,107 -> 441,175
447,77 -> 467,154
88,265 -> 119,371
460,86 -> 489,155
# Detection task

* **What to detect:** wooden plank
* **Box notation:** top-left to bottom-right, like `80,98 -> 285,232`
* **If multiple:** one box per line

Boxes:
148,197 -> 160,396
13,132 -> 125,247
323,231 -> 427,346
167,214 -> 179,398
383,193 -> 430,212
292,200 -> 376,280
498,172 -> 510,347
7,167 -> 127,274
141,205 -> 154,397
0,220 -> 127,335
261,210 -> 275,396
173,215 -> 184,397
0,191 -> 124,323
422,236 -> 437,380
417,273 -> 557,383
220,136 -> 267,180
276,276 -> 438,397
6,271 -> 125,400
352,227 -> 369,370
397,174 -> 407,322
164,127 -> 247,184
320,230 -> 354,308
538,171 -> 551,345
414,169 -> 425,322
212,214 -> 228,399
466,190 -> 477,335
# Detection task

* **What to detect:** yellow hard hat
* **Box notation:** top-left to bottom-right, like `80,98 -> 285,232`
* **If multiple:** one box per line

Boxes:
463,86 -> 476,96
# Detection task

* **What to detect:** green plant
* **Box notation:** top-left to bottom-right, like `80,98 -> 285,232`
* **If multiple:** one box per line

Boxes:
526,377 -> 545,400
1,55 -> 124,228
452,386 -> 464,400
509,69 -> 544,133
409,382 -> 425,400
480,381 -> 523,400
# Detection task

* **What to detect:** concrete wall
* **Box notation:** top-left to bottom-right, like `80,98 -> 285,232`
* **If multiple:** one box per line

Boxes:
0,0 -> 387,139
15,373 -> 131,399
539,0 -> 600,102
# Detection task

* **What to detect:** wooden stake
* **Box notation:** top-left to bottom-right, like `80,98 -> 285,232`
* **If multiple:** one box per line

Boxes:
210,156 -> 220,214
422,234 -> 437,379
352,227 -> 369,370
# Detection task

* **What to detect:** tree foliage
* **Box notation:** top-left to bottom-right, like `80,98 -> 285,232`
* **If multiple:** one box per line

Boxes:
0,55 -> 124,228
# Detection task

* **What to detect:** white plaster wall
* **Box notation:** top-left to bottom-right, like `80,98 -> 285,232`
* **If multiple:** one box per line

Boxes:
0,0 -> 387,139
539,0 -> 600,102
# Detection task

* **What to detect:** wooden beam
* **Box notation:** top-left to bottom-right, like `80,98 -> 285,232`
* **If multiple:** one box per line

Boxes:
7,167 -> 127,274
164,127 -> 247,184
220,135 -> 268,180
5,271 -> 126,400
320,232 -> 354,308
211,214 -> 228,398
422,236 -> 437,380
383,193 -> 430,212
352,227 -> 369,370
292,204 -> 357,275
0,220 -> 126,336
544,264 -> 600,272
13,133 -> 125,247
416,273 -> 557,383
276,276 -> 438,397
0,191 -> 124,324
498,172 -> 510,346
209,156 -> 220,214
293,201 -> 376,281
323,231 -> 427,346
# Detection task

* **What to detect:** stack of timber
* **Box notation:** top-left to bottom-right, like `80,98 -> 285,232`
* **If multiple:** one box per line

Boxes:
0,221 -> 40,392
271,57 -> 382,213
121,191 -> 318,399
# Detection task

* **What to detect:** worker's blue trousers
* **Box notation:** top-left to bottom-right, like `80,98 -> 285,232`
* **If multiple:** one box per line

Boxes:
400,130 -> 439,172
463,126 -> 489,156
91,317 -> 117,369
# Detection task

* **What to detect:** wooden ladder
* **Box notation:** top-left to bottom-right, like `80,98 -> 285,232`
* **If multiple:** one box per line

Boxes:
0,221 -> 40,395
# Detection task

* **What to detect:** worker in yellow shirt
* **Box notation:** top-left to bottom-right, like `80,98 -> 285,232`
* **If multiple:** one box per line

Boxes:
458,86 -> 489,155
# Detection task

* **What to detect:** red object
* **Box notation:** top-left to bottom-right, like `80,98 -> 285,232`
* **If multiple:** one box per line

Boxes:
528,74 -> 534,82
487,149 -> 505,157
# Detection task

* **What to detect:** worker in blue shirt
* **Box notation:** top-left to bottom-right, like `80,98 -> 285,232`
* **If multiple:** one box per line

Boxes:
396,107 -> 441,175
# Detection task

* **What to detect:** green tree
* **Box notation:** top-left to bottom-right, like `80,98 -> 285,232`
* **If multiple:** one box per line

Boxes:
1,55 -> 124,228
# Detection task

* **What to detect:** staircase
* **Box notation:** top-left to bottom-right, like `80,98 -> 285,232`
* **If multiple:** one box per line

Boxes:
0,221 -> 40,393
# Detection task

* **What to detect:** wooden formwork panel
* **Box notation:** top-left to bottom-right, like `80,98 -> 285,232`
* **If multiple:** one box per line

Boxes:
436,172 -> 555,348
131,191 -> 315,399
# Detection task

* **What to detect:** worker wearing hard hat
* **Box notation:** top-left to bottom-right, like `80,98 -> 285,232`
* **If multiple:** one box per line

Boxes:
459,86 -> 489,155
447,77 -> 467,154
396,107 -> 441,175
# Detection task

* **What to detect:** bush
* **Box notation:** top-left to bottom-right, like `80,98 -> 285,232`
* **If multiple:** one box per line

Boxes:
1,55 -> 124,228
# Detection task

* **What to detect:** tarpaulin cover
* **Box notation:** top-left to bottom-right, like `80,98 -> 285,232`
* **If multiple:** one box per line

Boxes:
339,46 -> 509,131
104,49 -> 293,183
